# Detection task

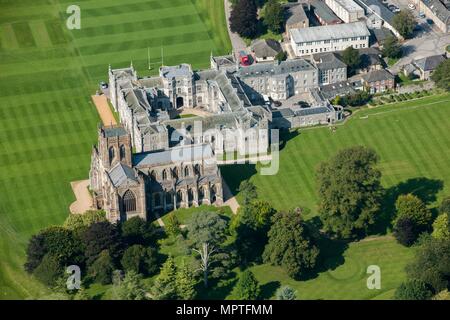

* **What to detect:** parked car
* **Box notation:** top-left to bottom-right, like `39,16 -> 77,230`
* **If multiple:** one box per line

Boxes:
419,12 -> 426,18
426,18 -> 434,25
239,51 -> 251,66
100,81 -> 108,89
408,3 -> 416,10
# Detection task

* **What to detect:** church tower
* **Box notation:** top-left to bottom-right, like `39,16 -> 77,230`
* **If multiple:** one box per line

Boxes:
98,125 -> 132,170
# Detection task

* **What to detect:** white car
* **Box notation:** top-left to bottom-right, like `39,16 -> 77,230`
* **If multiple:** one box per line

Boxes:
408,3 -> 416,10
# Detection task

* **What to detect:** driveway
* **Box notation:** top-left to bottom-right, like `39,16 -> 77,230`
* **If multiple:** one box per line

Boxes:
388,31 -> 450,74
224,0 -> 247,55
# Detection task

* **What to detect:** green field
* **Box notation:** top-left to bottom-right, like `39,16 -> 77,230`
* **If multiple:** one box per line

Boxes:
222,93 -> 450,218
0,0 -> 231,299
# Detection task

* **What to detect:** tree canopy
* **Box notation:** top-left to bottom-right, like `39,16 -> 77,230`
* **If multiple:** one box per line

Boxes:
263,209 -> 319,279
341,46 -> 361,73
121,216 -> 156,246
395,279 -> 433,300
431,59 -> 450,91
317,146 -> 383,239
121,244 -> 159,276
230,0 -> 259,39
263,0 -> 284,34
432,213 -> 450,241
406,237 -> 450,292
275,285 -> 297,300
382,35 -> 402,59
114,270 -> 147,300
393,10 -> 416,39
81,221 -> 122,265
235,270 -> 260,300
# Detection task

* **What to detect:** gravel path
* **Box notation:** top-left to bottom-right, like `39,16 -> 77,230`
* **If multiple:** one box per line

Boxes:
69,180 -> 93,214
224,0 -> 247,55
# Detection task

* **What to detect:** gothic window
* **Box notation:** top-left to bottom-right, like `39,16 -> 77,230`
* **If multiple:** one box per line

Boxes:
120,145 -> 126,160
123,190 -> 136,212
162,169 -> 168,180
184,166 -> 190,177
154,193 -> 161,207
194,164 -> 201,175
173,167 -> 179,179
109,146 -> 115,164
150,170 -> 156,180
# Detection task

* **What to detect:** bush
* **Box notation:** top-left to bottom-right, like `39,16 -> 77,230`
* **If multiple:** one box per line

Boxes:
395,279 -> 433,300
121,244 -> 159,276
33,254 -> 63,287
121,217 -> 155,246
235,270 -> 260,300
88,250 -> 115,285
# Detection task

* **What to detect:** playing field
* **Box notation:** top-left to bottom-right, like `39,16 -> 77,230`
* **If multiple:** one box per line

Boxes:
0,0 -> 231,299
222,93 -> 450,217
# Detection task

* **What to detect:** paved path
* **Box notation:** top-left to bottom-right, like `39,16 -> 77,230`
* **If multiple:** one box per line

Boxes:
224,0 -> 247,55
389,30 -> 450,75
69,180 -> 93,214
222,179 -> 239,214
91,94 -> 117,126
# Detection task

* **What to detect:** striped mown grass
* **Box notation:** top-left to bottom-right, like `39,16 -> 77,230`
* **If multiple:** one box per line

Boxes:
0,0 -> 230,299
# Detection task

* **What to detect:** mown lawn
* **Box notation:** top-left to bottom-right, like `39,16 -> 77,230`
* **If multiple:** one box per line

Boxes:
222,93 -> 450,219
0,0 -> 230,299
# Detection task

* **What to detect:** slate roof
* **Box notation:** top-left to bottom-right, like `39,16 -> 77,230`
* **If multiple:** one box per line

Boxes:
296,106 -> 333,116
421,0 -> 450,25
237,59 -> 316,78
319,81 -> 358,99
363,69 -> 394,82
103,126 -> 128,138
272,108 -> 295,118
413,54 -> 446,71
355,0 -> 396,25
313,52 -> 347,70
160,64 -> 192,79
290,22 -> 370,44
108,163 -> 138,187
311,0 -> 342,24
372,27 -> 395,44
285,3 -> 309,26
251,39 -> 282,58
133,144 -> 214,167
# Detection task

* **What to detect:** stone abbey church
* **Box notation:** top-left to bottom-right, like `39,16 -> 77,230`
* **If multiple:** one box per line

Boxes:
90,125 -> 224,222
89,52 -> 343,222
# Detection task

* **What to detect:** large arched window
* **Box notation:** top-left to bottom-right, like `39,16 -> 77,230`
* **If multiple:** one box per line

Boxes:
194,164 -> 201,175
120,145 -> 126,160
184,166 -> 190,177
162,169 -> 168,180
108,146 -> 115,164
123,190 -> 136,212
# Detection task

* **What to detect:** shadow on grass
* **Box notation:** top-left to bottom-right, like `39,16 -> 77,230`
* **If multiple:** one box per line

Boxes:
196,274 -> 238,300
372,177 -> 444,235
259,281 -> 281,300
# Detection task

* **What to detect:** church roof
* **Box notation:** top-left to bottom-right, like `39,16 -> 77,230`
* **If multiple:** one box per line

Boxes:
133,143 -> 214,167
108,163 -> 138,187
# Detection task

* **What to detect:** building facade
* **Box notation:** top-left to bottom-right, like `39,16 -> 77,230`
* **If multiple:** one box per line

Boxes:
90,126 -> 223,223
418,0 -> 450,33
290,22 -> 370,57
325,0 -> 365,23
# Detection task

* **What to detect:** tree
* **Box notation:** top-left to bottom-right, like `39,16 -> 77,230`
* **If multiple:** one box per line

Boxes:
393,10 -> 416,39
235,270 -> 260,300
341,46 -> 361,73
263,209 -> 319,279
395,279 -> 433,300
382,35 -> 402,59
232,200 -> 276,264
317,146 -> 383,239
33,254 -> 63,287
187,212 -> 230,287
439,197 -> 450,215
275,51 -> 287,62
175,262 -> 197,300
88,250 -> 115,284
432,213 -> 450,241
230,0 -> 258,39
114,271 -> 147,300
238,180 -> 258,206
263,0 -> 284,34
152,256 -> 178,300
431,59 -> 450,91
121,244 -> 159,276
121,216 -> 155,246
406,237 -> 450,292
73,287 -> 90,300
393,194 -> 432,242
394,216 -> 418,246
275,285 -> 297,300
24,226 -> 83,273
343,90 -> 371,107
433,289 -> 450,300
81,221 -> 122,265
165,213 -> 182,237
